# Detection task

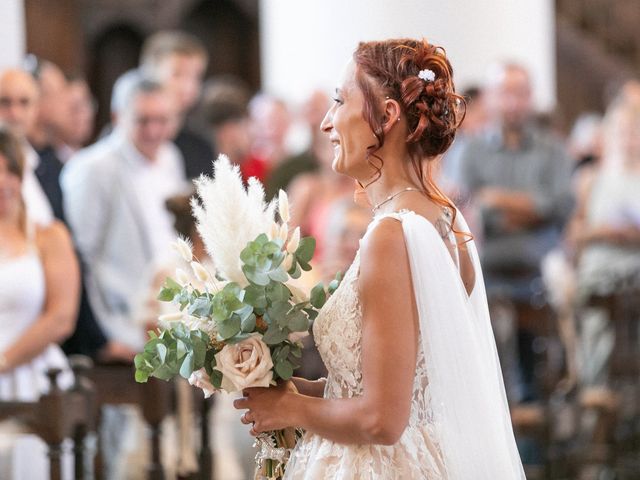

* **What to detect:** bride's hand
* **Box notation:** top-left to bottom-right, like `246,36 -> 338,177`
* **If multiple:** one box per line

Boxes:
233,380 -> 298,435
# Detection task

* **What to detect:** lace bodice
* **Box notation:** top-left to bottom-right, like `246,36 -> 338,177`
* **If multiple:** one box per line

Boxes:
285,213 -> 446,479
312,249 -> 432,431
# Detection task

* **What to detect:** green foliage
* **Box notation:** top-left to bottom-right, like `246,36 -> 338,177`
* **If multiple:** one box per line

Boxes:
135,231 -> 342,391
134,323 -> 210,383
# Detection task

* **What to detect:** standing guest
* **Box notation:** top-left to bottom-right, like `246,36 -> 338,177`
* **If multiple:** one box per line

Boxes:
266,90 -> 331,199
0,68 -> 55,226
249,93 -> 291,170
456,63 -> 573,404
140,30 -> 213,179
202,77 -> 269,183
23,56 -> 71,223
0,125 -> 79,478
286,127 -> 353,264
62,76 -> 188,353
56,76 -> 96,162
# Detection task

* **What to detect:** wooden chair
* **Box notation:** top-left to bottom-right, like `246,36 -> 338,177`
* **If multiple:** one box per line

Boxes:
87,362 -> 214,480
0,365 -> 94,480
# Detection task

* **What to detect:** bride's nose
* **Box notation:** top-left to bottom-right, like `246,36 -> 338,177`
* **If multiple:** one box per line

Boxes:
320,108 -> 333,134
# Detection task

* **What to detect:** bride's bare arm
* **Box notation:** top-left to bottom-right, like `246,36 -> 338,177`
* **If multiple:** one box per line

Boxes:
290,377 -> 326,397
236,219 -> 419,445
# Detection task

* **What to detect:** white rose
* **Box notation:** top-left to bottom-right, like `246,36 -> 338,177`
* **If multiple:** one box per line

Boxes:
188,368 -> 216,398
214,334 -> 274,393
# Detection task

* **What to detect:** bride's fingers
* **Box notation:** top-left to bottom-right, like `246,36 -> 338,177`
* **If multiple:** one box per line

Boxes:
240,411 -> 253,425
233,397 -> 249,410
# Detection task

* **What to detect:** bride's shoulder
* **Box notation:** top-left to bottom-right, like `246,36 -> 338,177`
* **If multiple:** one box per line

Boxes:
359,217 -> 408,275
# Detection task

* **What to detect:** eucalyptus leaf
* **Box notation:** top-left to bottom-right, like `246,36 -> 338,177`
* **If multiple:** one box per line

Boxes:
274,360 -> 294,380
179,352 -> 195,378
188,296 -> 212,317
310,283 -> 327,309
211,369 -> 223,389
241,313 -> 256,333
268,267 -> 289,283
266,283 -> 291,302
218,315 -> 241,339
288,260 -> 301,279
155,343 -> 167,363
243,285 -> 268,308
287,310 -> 309,332
135,370 -> 149,383
296,237 -> 316,263
263,325 -> 288,345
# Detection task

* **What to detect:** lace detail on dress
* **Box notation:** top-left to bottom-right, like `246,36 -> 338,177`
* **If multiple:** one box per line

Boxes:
285,211 -> 447,479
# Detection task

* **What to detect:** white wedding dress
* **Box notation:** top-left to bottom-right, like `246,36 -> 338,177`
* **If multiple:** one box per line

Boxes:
285,209 -> 525,479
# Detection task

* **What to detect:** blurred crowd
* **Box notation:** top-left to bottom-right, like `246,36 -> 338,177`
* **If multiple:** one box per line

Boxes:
0,30 -> 639,479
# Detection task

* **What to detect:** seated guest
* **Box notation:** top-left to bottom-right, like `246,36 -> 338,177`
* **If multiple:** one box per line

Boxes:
456,63 -> 573,403
0,125 -> 79,478
569,82 -> 640,388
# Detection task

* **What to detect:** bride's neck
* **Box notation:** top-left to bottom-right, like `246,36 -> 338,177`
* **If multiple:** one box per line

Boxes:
363,161 -> 422,212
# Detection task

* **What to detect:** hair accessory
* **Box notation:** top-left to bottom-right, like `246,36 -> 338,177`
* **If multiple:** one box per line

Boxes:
418,69 -> 436,82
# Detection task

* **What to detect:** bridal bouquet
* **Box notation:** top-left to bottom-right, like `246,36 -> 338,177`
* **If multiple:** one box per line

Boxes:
134,155 -> 340,479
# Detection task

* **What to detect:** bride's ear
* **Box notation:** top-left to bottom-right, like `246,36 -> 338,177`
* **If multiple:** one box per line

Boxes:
381,99 -> 402,134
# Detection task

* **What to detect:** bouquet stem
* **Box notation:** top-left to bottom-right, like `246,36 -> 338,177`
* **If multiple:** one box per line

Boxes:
254,427 -> 302,480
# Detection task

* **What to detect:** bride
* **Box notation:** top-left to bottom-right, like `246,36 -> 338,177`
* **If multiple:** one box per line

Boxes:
234,38 -> 525,479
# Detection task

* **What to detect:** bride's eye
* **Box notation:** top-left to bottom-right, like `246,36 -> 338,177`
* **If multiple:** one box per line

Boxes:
332,97 -> 343,105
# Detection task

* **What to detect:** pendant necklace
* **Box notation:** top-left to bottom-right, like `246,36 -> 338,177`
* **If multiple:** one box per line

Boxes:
372,187 -> 420,213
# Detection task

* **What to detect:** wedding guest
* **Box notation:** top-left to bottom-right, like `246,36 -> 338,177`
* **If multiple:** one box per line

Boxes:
456,62 -> 573,403
0,68 -> 55,225
0,125 -> 79,478
265,90 -> 331,198
286,126 -> 354,264
568,82 -> 640,388
23,56 -> 71,223
62,75 -> 188,354
56,76 -> 96,162
202,77 -> 269,182
437,85 -> 488,199
249,93 -> 291,170
140,30 -> 213,179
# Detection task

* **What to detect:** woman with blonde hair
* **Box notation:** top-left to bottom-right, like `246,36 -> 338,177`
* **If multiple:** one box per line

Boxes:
0,124 -> 80,477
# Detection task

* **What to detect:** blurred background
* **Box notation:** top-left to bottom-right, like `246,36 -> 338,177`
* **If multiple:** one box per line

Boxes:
0,0 -> 639,479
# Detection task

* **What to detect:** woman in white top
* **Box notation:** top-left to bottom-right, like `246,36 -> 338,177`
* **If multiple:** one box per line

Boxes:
0,125 -> 79,478
234,39 -> 524,479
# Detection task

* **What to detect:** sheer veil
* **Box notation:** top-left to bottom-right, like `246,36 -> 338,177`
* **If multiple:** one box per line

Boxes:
388,209 -> 525,479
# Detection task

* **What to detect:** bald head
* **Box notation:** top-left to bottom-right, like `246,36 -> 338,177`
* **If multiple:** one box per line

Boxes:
0,69 -> 39,138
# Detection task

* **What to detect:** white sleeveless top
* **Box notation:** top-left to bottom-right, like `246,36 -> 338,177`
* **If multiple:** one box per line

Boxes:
0,226 -> 73,401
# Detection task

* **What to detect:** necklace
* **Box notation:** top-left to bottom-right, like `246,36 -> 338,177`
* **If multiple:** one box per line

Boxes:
371,187 -> 420,212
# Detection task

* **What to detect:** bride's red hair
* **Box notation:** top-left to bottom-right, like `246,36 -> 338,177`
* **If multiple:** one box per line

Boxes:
353,39 -> 467,236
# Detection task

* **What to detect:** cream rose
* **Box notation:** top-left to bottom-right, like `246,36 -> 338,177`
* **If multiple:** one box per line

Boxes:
188,368 -> 216,398
214,334 -> 274,392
